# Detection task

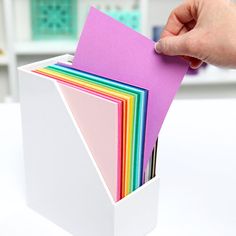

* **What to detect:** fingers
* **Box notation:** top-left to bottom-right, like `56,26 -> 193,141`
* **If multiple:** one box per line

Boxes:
185,19 -> 196,31
156,0 -> 204,68
183,56 -> 203,69
174,55 -> 203,69
189,57 -> 203,69
155,31 -> 195,56
161,2 -> 196,38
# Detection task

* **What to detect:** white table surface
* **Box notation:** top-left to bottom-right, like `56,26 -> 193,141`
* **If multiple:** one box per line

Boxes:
1,100 -> 236,236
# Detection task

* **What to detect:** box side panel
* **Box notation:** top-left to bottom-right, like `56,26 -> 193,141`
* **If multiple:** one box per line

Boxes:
19,69 -> 114,236
114,178 -> 159,236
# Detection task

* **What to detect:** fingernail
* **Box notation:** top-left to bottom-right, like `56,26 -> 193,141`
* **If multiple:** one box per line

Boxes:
155,41 -> 162,54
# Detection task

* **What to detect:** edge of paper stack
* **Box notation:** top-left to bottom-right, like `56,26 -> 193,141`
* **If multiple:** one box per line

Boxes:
32,61 -> 157,202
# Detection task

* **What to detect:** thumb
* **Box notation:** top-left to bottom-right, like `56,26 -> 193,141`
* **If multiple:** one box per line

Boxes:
155,31 -> 199,57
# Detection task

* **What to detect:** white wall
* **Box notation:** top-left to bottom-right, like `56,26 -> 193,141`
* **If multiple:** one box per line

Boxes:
0,68 -> 9,102
0,0 -> 4,48
0,0 -> 8,102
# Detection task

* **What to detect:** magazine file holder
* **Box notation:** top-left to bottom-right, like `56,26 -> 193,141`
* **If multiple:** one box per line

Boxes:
19,55 -> 159,236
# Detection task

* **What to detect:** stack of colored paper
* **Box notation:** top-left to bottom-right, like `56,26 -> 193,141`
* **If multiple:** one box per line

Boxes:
31,7 -> 188,203
33,63 -> 151,202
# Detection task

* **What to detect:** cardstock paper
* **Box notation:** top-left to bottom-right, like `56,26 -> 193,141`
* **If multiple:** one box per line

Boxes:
51,64 -> 148,190
59,82 -> 122,201
72,7 -> 189,177
34,68 -> 135,197
45,66 -> 138,193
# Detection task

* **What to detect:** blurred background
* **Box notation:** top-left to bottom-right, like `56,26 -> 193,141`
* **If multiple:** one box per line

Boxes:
0,0 -> 236,102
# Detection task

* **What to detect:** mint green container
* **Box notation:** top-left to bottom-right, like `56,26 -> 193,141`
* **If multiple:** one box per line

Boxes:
31,0 -> 78,40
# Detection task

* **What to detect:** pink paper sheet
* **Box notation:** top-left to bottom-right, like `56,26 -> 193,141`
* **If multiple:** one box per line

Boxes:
73,7 -> 189,177
59,82 -> 122,201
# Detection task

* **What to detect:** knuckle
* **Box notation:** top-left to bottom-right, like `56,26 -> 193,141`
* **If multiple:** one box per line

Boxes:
160,39 -> 170,54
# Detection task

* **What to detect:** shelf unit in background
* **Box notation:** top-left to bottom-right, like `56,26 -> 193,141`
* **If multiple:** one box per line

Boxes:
0,0 -> 150,102
0,0 -> 235,102
0,55 -> 8,65
14,41 -> 77,55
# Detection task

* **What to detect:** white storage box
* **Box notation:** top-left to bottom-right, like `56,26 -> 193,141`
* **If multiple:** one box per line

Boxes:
19,54 -> 159,236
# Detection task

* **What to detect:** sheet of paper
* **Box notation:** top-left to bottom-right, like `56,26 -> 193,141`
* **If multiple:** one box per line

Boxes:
47,65 -> 138,193
34,67 -> 135,198
59,83 -> 121,201
51,64 -> 148,190
72,7 -> 189,178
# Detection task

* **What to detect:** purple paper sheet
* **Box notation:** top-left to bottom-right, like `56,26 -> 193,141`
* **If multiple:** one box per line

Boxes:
72,7 -> 189,178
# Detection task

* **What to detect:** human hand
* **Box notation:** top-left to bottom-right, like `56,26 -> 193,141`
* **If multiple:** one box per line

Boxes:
155,0 -> 236,69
